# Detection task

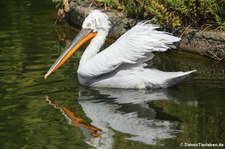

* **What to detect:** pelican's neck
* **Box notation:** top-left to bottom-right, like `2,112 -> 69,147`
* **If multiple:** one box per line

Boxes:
79,30 -> 108,66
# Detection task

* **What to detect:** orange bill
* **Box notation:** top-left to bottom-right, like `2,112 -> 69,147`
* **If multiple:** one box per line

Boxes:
44,29 -> 97,79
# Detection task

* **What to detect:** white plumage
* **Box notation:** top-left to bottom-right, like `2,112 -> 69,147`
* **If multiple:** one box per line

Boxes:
77,10 -> 196,89
45,10 -> 196,89
78,22 -> 178,78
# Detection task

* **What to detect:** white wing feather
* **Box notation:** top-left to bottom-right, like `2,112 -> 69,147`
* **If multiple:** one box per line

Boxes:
78,23 -> 180,79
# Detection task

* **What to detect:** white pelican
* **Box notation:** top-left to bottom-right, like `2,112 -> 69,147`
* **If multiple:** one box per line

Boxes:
45,10 -> 196,89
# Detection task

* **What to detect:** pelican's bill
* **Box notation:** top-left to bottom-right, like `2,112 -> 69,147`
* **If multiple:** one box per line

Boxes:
44,29 -> 97,79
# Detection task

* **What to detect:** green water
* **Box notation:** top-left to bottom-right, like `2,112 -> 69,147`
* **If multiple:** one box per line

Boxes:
0,0 -> 224,148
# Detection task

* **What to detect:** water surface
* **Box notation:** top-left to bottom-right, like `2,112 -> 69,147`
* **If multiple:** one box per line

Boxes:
0,0 -> 224,148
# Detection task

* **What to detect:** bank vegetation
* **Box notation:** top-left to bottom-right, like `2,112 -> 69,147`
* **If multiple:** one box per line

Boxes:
95,0 -> 225,31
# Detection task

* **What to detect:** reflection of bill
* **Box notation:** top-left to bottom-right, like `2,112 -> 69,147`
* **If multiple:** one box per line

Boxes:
45,95 -> 114,148
45,96 -> 102,137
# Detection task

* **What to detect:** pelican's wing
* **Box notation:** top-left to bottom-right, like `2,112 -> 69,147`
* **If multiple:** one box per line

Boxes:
78,23 -> 180,79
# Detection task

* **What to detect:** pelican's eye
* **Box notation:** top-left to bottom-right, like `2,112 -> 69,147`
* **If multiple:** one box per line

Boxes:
86,22 -> 91,28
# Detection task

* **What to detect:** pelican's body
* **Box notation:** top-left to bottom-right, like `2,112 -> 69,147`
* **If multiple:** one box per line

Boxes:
45,10 -> 196,89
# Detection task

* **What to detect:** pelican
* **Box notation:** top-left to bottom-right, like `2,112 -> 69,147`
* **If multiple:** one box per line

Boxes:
45,10 -> 196,89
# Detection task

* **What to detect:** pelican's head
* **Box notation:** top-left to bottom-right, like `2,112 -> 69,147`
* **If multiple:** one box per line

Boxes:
82,10 -> 111,33
44,10 -> 110,79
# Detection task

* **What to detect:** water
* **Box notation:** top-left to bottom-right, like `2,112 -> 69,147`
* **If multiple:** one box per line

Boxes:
0,0 -> 225,148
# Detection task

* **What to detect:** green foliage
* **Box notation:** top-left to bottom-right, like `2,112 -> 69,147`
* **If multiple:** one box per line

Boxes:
52,0 -> 63,8
96,0 -> 225,30
96,0 -> 123,9
121,0 -> 145,18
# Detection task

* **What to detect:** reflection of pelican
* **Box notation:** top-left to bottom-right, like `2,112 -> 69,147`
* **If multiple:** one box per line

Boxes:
45,10 -> 196,89
45,89 -> 182,147
78,88 -> 181,145
45,88 -> 198,147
